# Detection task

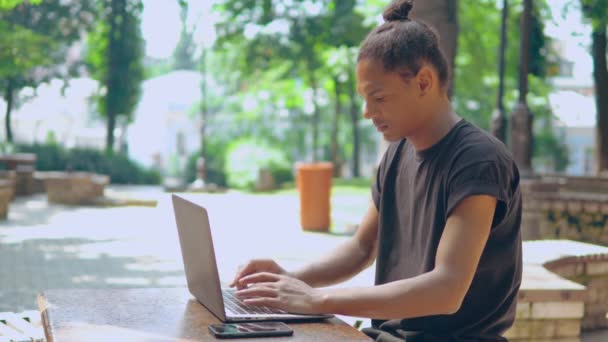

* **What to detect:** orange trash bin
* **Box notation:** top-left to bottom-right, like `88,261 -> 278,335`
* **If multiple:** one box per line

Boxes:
296,162 -> 333,232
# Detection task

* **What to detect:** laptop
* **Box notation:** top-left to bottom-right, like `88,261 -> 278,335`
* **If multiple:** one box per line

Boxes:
171,194 -> 333,322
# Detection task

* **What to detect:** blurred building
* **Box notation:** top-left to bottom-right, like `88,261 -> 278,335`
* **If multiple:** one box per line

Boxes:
127,70 -> 202,175
548,39 -> 596,176
0,71 -> 203,179
0,77 -> 106,148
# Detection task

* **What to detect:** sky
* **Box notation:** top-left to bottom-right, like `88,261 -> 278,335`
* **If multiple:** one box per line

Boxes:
141,0 -> 216,59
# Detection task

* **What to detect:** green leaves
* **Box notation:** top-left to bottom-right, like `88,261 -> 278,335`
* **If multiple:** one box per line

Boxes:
0,0 -> 40,11
212,0 -> 373,164
0,21 -> 52,78
86,0 -> 144,119
580,0 -> 608,28
85,0 -> 144,151
0,0 -> 96,142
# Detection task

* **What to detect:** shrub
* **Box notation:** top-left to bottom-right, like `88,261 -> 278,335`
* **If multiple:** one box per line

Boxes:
224,139 -> 290,190
15,143 -> 160,184
184,137 -> 229,187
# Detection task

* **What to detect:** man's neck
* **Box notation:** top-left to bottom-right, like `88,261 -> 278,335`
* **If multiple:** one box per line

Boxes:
407,98 -> 460,151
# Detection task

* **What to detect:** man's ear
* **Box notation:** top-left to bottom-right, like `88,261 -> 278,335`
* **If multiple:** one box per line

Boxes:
416,66 -> 434,96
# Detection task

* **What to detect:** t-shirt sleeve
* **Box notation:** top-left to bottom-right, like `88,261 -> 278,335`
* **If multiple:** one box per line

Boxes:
372,147 -> 391,210
446,160 -> 511,227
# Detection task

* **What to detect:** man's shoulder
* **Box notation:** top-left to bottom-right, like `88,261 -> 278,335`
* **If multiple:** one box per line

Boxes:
449,121 -> 514,167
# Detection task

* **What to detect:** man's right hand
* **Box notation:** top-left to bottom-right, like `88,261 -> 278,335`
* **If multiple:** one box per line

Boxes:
229,259 -> 289,290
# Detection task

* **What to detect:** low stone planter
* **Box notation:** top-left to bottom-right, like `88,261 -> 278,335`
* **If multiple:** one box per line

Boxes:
15,164 -> 37,196
506,268 -> 586,341
37,172 -> 110,205
0,179 -> 13,219
0,170 -> 17,200
505,240 -> 608,340
545,254 -> 608,330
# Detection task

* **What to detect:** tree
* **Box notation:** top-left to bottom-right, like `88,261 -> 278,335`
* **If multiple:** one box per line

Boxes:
325,0 -> 372,177
580,0 -> 608,174
0,0 -> 40,11
215,0 -> 336,162
214,0 -> 373,176
0,22 -> 50,142
0,0 -> 95,142
455,0 -> 568,172
411,0 -> 459,98
87,0 -> 144,153
173,0 -> 197,71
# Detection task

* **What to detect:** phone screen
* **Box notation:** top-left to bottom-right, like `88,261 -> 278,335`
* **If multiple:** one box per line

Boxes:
209,322 -> 293,338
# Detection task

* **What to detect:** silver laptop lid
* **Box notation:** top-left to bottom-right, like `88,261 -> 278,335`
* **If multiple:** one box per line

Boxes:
172,194 -> 226,321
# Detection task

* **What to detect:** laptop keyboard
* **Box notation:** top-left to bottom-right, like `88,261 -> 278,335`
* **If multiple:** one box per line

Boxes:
222,289 -> 287,315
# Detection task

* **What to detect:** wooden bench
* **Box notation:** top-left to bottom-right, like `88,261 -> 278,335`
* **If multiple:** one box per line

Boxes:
0,311 -> 44,342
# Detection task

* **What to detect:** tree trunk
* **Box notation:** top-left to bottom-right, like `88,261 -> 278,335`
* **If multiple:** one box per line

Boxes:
105,0 -> 121,153
410,0 -> 459,98
106,113 -> 116,154
3,79 -> 14,143
347,68 -> 360,178
509,0 -> 533,176
200,48 -> 208,164
491,0 -> 509,143
331,76 -> 342,177
309,67 -> 320,162
591,26 -> 608,174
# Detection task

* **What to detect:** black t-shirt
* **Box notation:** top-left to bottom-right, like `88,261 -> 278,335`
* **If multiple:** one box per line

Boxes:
367,120 -> 522,341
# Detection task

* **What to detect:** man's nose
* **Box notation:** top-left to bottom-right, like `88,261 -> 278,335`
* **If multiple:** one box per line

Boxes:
363,101 -> 374,119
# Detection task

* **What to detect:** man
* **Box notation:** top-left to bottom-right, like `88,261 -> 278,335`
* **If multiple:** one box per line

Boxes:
230,1 -> 522,340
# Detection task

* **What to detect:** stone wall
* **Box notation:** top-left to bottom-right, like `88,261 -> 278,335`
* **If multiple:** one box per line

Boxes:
545,254 -> 608,330
521,175 -> 608,244
505,287 -> 586,341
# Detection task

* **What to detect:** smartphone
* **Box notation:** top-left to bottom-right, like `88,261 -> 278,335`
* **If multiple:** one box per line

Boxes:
208,322 -> 294,339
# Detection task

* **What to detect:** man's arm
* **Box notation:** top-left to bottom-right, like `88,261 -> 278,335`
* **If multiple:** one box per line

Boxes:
317,194 -> 495,319
231,201 -> 379,289
291,202 -> 379,287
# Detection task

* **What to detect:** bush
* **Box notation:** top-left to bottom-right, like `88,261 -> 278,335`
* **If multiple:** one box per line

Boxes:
185,150 -> 227,187
14,143 -> 67,170
184,136 -> 229,187
267,162 -> 294,187
225,139 -> 290,190
15,143 -> 160,184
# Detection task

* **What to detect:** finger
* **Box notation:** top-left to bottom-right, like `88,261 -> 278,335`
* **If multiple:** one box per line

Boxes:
229,265 -> 245,287
239,272 -> 282,286
230,262 -> 257,287
236,287 -> 278,299
248,282 -> 277,289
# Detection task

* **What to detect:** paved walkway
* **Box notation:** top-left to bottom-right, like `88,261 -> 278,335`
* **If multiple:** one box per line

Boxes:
0,186 -> 373,312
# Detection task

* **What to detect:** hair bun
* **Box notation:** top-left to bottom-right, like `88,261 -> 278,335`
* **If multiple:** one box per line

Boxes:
382,0 -> 413,22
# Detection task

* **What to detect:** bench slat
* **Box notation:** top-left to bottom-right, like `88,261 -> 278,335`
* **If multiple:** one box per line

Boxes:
0,311 -> 44,342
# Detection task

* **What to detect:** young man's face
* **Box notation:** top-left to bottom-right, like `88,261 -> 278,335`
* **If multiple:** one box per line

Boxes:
356,59 -> 426,142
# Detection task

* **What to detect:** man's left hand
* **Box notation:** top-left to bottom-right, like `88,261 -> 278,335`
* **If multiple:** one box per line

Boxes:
235,272 -> 326,314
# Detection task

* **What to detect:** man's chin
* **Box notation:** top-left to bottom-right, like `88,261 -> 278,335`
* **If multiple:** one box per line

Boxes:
382,132 -> 403,142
